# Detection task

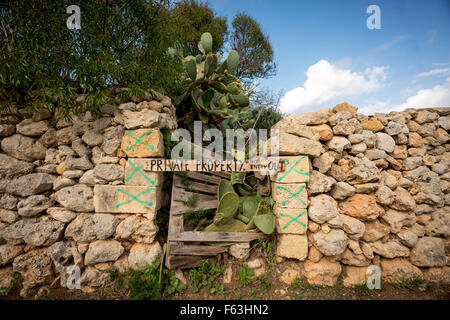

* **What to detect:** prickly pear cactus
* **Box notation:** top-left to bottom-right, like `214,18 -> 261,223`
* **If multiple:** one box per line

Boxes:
214,192 -> 239,225
171,32 -> 253,132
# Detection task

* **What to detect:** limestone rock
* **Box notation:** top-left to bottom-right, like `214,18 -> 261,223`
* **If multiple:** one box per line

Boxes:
94,164 -> 124,182
425,207 -> 450,237
343,266 -> 367,287
397,230 -> 418,248
340,249 -> 370,266
82,129 -> 103,147
0,194 -> 18,210
0,153 -> 35,179
84,240 -> 124,265
276,234 -> 308,260
381,209 -> 416,233
311,124 -> 333,141
361,119 -> 384,132
115,215 -> 158,243
308,171 -> 335,195
341,215 -> 365,240
65,213 -> 119,242
16,120 -> 49,137
375,132 -> 395,153
304,258 -> 342,287
128,242 -> 162,271
122,109 -> 161,129
271,132 -> 322,157
0,244 -> 24,266
370,240 -> 410,258
120,128 -> 164,158
17,195 -> 54,217
330,182 -> 355,200
327,136 -> 351,153
312,152 -> 335,173
410,237 -> 446,267
308,194 -> 339,224
13,249 -> 53,295
362,220 -> 390,242
54,185 -> 94,212
312,229 -> 348,256
1,134 -> 46,161
272,122 -> 320,140
7,173 -> 55,197
340,194 -> 384,221
47,207 -> 78,223
380,258 -> 423,283
229,242 -> 250,260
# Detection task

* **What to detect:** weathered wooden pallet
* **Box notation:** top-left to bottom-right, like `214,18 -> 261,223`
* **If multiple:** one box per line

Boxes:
165,170 -> 264,269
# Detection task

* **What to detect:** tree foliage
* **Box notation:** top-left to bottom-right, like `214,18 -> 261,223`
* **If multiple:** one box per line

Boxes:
230,13 -> 276,82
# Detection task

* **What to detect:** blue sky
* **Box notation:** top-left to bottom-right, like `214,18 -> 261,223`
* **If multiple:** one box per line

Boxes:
208,0 -> 450,115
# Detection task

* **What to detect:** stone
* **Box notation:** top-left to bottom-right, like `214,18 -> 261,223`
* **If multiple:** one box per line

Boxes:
343,266 -> 367,287
274,206 -> 307,234
269,132 -> 322,157
307,171 -> 335,195
326,136 -> 351,153
410,237 -> 446,267
115,215 -> 158,243
56,127 -> 76,146
16,119 -> 49,136
23,219 -> 65,246
65,213 -> 119,242
330,182 -> 355,200
124,158 -> 164,186
304,258 -> 342,287
37,164 -> 57,174
340,249 -> 370,266
280,267 -> 302,285
1,134 -> 46,161
350,142 -> 367,155
0,220 -> 27,244
361,119 -> 384,132
327,214 -> 344,228
120,128 -> 164,158
408,132 -> 423,147
375,185 -> 394,205
370,240 -> 410,258
340,194 -> 384,221
71,139 -> 90,157
392,145 -> 408,159
65,155 -> 93,170
0,209 -> 18,224
308,194 -> 339,224
312,152 -> 335,173
361,242 -> 374,259
273,122 -> 320,140
0,266 -> 15,290
423,267 -> 450,284
333,102 -> 358,114
438,116 -> 450,130
375,132 -> 395,153
380,258 -> 423,283
80,266 -> 110,290
7,173 -> 55,197
0,194 -> 18,210
93,185 -> 161,215
94,164 -> 124,182
0,124 -> 15,136
122,109 -> 161,129
364,149 -> 387,160
276,234 -> 308,260
0,244 -> 24,266
128,242 -> 162,271
0,153 -> 34,179
53,177 -> 75,191
390,187 -> 416,211
102,125 -> 124,155
312,229 -> 348,256
13,249 -> 53,294
308,221 -> 320,233
341,215 -> 365,240
308,245 -> 323,263
425,208 -> 450,237
82,129 -> 103,147
361,130 -> 377,148
381,209 -> 416,233
397,230 -> 418,248
333,119 -> 357,136
62,170 -> 83,179
271,156 -> 310,183
229,242 -> 250,260
47,207 -> 78,223
48,241 -> 84,286
362,220 -> 390,242
402,156 -> 423,171
17,195 -> 54,217
53,185 -> 94,212
346,156 -> 381,185
84,240 -> 124,265
276,108 -> 330,126
311,124 -> 333,141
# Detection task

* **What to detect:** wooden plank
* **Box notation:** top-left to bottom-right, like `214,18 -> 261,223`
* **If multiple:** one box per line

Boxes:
173,176 -> 218,195
209,171 -> 231,179
166,255 -> 204,270
172,189 -> 216,203
171,200 -> 218,215
185,171 -> 221,184
166,175 -> 184,269
169,231 -> 264,242
170,245 -> 229,256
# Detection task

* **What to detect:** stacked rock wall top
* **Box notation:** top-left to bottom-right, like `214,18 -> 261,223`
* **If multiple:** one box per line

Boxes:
270,103 -> 450,287
0,91 -> 176,296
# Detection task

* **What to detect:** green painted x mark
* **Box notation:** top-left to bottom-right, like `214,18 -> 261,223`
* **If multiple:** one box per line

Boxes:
278,156 -> 309,182
126,160 -> 155,185
125,130 -> 155,151
280,210 -> 307,230
115,187 -> 155,208
277,185 -> 306,206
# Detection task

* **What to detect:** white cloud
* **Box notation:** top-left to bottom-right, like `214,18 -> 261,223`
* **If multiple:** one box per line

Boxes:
391,78 -> 450,110
279,59 -> 388,114
360,78 -> 450,115
416,68 -> 450,78
373,36 -> 406,51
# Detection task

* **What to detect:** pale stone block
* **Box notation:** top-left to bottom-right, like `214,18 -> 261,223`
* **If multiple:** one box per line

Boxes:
94,185 -> 161,215
120,128 -> 164,158
274,206 -> 308,234
276,234 -> 308,261
124,158 -> 164,186
271,155 -> 310,183
272,183 -> 307,208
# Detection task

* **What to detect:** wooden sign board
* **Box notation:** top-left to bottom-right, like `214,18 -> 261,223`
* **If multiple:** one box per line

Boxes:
143,158 -> 285,172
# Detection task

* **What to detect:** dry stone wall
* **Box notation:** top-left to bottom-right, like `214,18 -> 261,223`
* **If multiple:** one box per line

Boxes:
270,103 -> 450,287
0,91 -> 176,297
